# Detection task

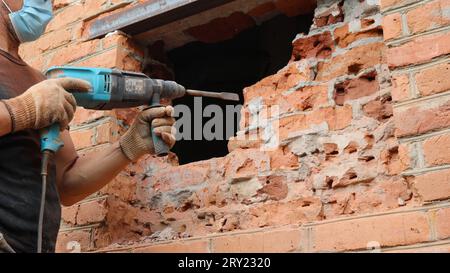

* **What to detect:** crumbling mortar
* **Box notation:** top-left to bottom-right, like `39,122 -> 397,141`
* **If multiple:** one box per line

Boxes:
401,13 -> 410,36
307,21 -> 347,36
413,142 -> 426,169
426,209 -> 438,241
70,116 -> 112,130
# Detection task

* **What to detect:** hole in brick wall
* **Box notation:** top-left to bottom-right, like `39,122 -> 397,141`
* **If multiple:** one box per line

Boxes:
166,13 -> 315,164
364,134 -> 375,149
344,141 -> 358,154
326,176 -> 337,189
342,169 -> 358,181
333,70 -> 380,106
348,63 -> 363,74
359,155 -> 375,162
361,18 -> 375,28
335,85 -> 346,94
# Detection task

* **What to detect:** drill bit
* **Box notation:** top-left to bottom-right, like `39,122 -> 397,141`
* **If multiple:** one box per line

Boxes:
186,89 -> 240,102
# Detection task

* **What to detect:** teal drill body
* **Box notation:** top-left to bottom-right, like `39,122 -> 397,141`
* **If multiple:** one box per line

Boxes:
41,66 -> 186,156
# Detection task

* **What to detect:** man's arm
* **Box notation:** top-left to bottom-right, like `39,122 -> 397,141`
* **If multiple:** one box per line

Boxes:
55,130 -> 131,206
55,106 -> 175,206
0,102 -> 11,136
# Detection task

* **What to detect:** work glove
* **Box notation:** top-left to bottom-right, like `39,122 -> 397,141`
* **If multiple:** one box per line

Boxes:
120,106 -> 176,162
1,78 -> 91,133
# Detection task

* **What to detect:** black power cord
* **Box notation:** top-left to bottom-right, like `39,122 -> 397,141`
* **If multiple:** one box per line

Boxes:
38,151 -> 52,253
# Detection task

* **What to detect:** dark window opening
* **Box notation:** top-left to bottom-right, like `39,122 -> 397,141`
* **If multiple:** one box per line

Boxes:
168,13 -> 314,164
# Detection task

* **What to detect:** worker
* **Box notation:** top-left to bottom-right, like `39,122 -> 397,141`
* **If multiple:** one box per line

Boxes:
0,0 -> 177,253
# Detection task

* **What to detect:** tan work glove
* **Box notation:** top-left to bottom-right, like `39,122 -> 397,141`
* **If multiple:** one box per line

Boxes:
1,78 -> 91,133
120,106 -> 176,162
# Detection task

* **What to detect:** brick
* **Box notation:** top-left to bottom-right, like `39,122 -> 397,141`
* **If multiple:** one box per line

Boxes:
223,150 -> 270,179
75,48 -> 117,68
314,1 -> 344,27
46,4 -> 84,32
381,144 -> 410,175
27,54 -> 46,71
363,96 -> 394,121
415,62 -> 450,96
423,133 -> 450,166
407,0 -> 450,34
246,198 -> 322,228
76,199 -> 108,225
311,105 -> 353,131
151,163 -> 210,192
116,47 -> 143,71
414,169 -> 450,202
292,32 -> 334,60
265,85 -> 329,114
278,105 -> 352,139
326,178 -> 412,217
70,127 -> 95,150
435,207 -> 450,239
100,172 -> 137,202
311,211 -> 431,252
227,132 -> 263,152
262,228 -> 301,252
96,120 -> 119,145
102,34 -> 145,58
391,74 -> 410,102
269,148 -> 299,170
382,13 -> 403,40
317,43 -> 385,81
132,240 -> 209,253
211,228 -> 301,253
334,71 -> 379,105
212,234 -> 263,253
82,46 -> 142,72
56,229 -> 92,253
62,205 -> 78,225
334,24 -> 383,48
19,27 -> 72,60
48,40 -> 101,67
394,100 -> 450,137
258,175 -> 289,200
47,1 -> 106,32
243,61 -> 314,102
387,31 -> 450,68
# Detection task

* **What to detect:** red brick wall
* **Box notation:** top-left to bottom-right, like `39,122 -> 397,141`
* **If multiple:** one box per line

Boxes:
19,0 -> 450,253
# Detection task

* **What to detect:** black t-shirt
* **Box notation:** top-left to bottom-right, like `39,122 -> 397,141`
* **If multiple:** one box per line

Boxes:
0,50 -> 61,253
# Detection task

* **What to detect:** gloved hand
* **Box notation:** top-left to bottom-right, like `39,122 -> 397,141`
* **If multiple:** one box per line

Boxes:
119,106 -> 176,162
1,78 -> 91,133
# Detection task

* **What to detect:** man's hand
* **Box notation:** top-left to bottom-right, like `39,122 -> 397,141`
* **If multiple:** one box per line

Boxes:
120,106 -> 176,162
1,78 -> 91,132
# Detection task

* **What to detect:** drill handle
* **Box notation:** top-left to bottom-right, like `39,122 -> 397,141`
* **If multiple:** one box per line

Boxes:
149,93 -> 170,157
40,124 -> 65,153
